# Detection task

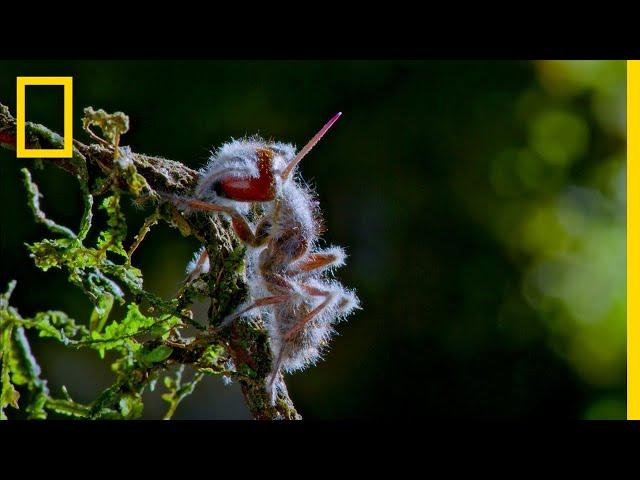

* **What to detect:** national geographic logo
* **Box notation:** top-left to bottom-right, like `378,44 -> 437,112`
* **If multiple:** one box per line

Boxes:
16,77 -> 73,158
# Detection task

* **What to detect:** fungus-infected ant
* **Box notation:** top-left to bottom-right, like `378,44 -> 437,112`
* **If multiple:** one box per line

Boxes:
174,113 -> 359,402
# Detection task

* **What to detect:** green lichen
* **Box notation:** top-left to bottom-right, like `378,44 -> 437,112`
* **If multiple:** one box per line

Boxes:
82,107 -> 129,146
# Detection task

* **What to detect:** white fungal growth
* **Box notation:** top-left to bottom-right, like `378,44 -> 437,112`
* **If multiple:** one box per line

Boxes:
177,115 -> 359,404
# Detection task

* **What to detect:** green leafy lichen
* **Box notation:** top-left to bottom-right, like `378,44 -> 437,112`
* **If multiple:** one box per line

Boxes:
82,107 -> 129,146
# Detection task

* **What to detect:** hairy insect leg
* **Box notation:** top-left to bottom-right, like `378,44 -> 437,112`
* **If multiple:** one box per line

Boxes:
173,197 -> 268,247
283,285 -> 334,342
217,295 -> 288,328
266,344 -> 289,405
286,248 -> 346,276
265,284 -> 336,403
185,248 -> 209,283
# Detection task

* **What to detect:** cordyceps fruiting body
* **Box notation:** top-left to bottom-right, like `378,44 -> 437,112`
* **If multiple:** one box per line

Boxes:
175,113 -> 360,402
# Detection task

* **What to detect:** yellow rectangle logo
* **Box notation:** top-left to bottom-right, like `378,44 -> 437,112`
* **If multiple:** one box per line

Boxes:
16,76 -> 73,158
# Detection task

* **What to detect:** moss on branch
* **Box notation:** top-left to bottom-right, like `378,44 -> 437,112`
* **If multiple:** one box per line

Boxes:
0,101 -> 300,420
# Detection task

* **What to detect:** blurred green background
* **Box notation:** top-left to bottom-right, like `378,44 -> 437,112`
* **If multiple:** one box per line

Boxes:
0,60 -> 626,419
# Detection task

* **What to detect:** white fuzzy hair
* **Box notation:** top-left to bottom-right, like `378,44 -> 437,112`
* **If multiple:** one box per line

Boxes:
185,246 -> 210,276
179,131 -> 359,402
266,277 -> 360,374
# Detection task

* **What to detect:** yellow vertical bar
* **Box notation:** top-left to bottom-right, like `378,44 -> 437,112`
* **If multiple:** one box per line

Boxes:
16,77 -> 26,155
14,77 -> 73,158
629,60 -> 640,420
63,78 -> 73,157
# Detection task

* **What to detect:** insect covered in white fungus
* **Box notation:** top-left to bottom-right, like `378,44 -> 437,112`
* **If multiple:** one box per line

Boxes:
175,113 -> 360,403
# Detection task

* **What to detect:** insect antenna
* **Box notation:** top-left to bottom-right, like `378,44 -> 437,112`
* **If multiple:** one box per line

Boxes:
280,112 -> 342,180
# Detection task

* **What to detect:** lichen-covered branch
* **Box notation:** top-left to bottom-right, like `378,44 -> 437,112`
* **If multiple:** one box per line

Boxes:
0,100 -> 300,420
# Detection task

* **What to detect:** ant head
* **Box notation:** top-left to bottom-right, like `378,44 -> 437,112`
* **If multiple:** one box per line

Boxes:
195,113 -> 342,205
195,138 -> 291,205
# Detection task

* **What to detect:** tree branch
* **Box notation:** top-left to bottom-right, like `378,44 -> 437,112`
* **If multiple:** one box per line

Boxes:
0,100 -> 301,420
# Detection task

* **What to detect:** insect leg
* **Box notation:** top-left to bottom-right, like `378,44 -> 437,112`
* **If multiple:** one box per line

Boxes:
282,284 -> 335,341
217,295 -> 289,328
266,346 -> 288,405
173,197 -> 268,247
286,248 -> 345,276
185,248 -> 210,283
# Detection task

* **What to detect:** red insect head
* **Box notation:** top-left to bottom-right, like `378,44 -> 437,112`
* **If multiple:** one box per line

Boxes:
216,148 -> 276,202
